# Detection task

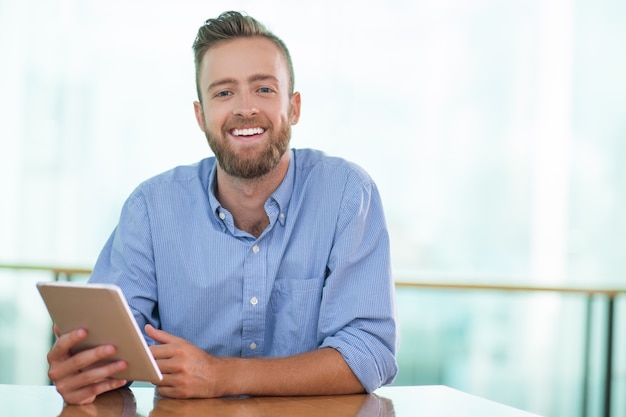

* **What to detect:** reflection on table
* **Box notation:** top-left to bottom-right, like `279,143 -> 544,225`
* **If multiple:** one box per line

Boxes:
0,384 -> 542,417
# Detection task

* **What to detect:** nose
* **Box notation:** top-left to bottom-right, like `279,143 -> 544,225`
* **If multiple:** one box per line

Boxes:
233,92 -> 259,118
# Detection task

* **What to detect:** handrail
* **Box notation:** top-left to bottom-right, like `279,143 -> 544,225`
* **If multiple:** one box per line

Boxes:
3,263 -> 625,294
0,263 -> 92,277
395,280 -> 626,296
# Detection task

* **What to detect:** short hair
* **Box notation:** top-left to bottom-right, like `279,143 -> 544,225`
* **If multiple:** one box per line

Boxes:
192,11 -> 295,102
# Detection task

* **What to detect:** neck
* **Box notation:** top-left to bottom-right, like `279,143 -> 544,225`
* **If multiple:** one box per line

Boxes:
215,152 -> 289,237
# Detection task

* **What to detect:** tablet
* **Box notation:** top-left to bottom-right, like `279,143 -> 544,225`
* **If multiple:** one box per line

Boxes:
37,281 -> 163,383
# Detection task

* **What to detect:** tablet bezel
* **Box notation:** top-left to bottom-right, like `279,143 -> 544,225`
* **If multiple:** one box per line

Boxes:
37,281 -> 163,383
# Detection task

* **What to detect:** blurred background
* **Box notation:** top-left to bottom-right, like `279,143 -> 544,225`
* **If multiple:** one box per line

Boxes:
1,0 -> 625,416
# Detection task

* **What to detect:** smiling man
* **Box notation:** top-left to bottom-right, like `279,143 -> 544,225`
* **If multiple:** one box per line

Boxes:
46,11 -> 398,405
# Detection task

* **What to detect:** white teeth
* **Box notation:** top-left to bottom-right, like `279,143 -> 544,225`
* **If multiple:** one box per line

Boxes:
232,127 -> 265,136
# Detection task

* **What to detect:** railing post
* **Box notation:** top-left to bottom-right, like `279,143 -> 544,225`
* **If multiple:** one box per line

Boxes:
603,295 -> 615,417
581,294 -> 592,417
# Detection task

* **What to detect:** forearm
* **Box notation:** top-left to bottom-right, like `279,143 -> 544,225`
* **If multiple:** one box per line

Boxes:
222,347 -> 365,397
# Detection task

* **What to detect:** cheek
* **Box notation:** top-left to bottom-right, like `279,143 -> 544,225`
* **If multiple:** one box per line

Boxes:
271,103 -> 292,125
202,107 -> 227,131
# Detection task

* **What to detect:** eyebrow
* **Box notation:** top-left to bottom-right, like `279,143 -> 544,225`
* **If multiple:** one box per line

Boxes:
207,74 -> 280,92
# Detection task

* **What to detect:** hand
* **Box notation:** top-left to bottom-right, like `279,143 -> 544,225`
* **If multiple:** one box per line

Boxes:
146,324 -> 228,399
47,325 -> 129,405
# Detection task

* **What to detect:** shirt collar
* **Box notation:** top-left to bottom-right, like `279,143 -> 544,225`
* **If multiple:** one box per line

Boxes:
267,149 -> 294,226
207,150 -> 294,228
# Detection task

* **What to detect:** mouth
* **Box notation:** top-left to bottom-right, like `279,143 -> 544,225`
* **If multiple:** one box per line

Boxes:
230,127 -> 266,138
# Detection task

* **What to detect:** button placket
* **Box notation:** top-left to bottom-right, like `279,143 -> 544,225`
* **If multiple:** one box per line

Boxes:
241,240 -> 265,356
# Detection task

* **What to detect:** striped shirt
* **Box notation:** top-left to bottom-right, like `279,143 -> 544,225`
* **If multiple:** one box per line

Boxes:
89,148 -> 398,392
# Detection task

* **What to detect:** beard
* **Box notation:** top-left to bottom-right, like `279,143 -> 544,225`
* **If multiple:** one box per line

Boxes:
204,115 -> 291,179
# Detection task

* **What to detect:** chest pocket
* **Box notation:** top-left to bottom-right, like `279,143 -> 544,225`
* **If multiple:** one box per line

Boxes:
268,275 -> 325,355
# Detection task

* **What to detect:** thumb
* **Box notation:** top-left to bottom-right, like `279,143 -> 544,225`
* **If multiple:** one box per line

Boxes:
145,324 -> 185,344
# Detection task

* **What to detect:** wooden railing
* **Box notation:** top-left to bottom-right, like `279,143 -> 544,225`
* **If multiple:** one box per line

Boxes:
0,263 -> 92,281
1,264 -> 624,417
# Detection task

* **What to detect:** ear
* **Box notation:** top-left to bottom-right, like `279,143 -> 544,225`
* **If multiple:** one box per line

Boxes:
193,101 -> 206,132
289,92 -> 301,125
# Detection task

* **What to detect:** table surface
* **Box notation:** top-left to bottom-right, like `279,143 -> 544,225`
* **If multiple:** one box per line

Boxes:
0,384 -> 543,417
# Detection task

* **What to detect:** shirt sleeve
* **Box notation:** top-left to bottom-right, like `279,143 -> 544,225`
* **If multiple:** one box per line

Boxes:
318,173 -> 398,392
88,190 -> 161,339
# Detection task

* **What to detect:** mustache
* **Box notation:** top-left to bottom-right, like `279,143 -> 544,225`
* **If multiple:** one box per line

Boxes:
223,117 -> 271,131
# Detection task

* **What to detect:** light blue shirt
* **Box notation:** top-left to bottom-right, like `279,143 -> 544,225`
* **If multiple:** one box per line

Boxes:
89,148 -> 397,392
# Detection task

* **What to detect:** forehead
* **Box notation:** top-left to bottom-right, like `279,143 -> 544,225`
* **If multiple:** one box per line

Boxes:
199,37 -> 290,89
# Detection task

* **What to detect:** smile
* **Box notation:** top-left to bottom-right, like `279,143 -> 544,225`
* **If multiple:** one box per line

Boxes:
231,127 -> 265,137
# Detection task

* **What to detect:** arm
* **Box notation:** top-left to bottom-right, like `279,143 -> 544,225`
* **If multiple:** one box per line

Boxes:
316,172 -> 398,392
146,325 -> 364,398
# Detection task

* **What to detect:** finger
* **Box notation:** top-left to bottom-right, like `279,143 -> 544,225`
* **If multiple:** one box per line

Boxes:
153,372 -> 174,388
48,344 -> 120,382
149,339 -> 190,361
155,385 -> 185,399
47,328 -> 87,363
152,353 -> 182,374
52,324 -> 61,338
145,324 -> 185,344
61,377 -> 128,405
56,357 -> 128,395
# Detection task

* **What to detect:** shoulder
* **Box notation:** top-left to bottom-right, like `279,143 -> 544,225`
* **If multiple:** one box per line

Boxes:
292,148 -> 374,187
141,157 -> 215,187
127,157 -> 216,203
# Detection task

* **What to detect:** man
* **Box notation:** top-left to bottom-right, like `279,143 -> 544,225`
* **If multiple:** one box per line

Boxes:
47,11 -> 397,405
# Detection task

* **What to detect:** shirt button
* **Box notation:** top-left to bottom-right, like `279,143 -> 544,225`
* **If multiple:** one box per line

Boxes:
249,342 -> 257,350
218,212 -> 226,220
252,245 -> 260,253
250,296 -> 258,305
279,213 -> 285,219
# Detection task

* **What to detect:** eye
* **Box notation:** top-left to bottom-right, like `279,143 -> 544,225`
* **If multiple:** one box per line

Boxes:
257,86 -> 274,94
214,90 -> 232,98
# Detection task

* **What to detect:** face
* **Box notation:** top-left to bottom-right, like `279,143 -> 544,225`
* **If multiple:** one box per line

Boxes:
194,36 -> 301,179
